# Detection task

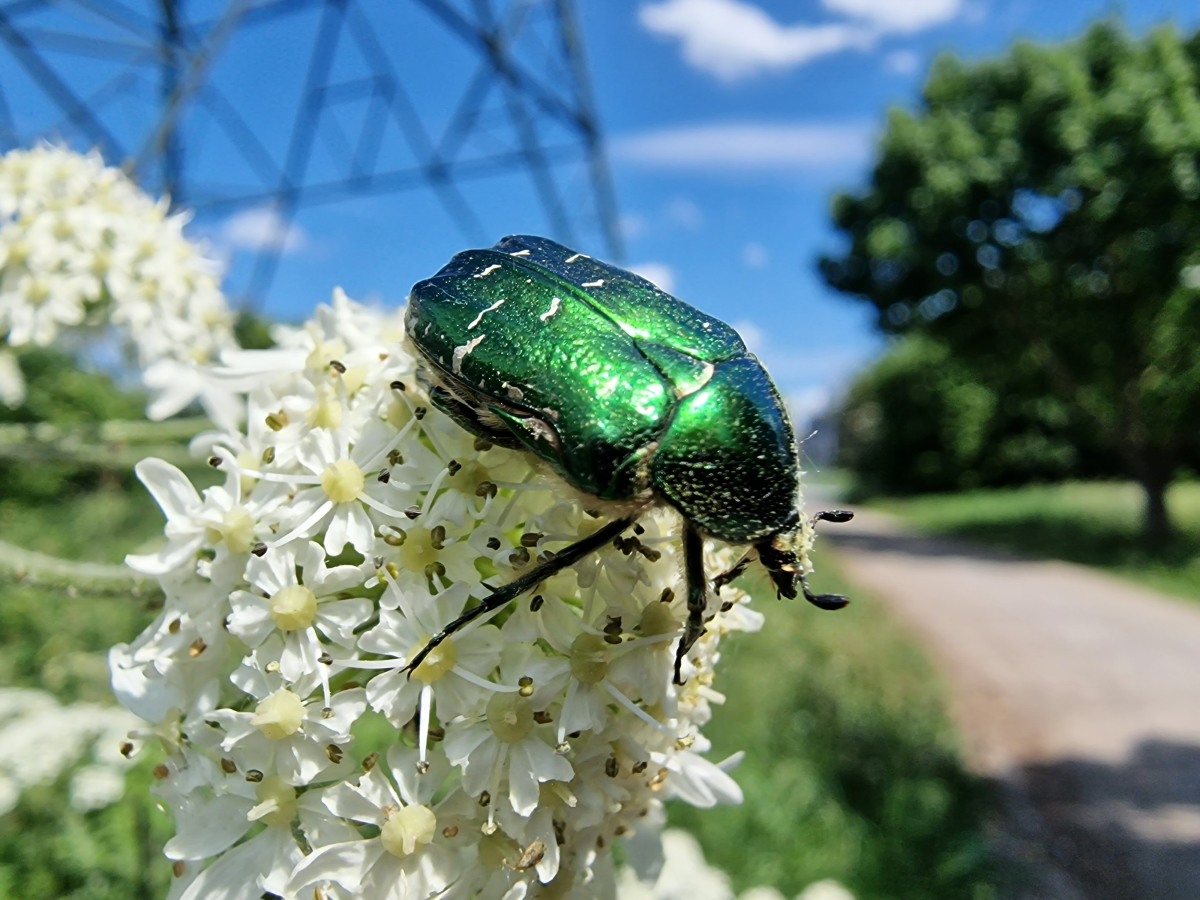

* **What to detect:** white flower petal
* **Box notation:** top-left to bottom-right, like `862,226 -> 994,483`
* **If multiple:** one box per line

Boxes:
163,793 -> 251,860
287,838 -> 379,895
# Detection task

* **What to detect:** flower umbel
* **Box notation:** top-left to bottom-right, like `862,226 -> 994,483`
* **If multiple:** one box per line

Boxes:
114,287 -> 768,896
0,145 -> 237,420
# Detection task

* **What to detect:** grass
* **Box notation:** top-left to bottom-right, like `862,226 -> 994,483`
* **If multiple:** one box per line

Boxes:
669,560 -> 997,900
869,480 -> 1200,603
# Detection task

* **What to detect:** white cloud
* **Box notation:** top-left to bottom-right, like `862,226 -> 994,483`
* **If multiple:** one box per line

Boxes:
639,0 -> 874,82
731,319 -> 765,352
884,49 -> 921,75
629,262 -> 676,293
639,0 -> 960,82
220,205 -> 308,254
742,242 -> 768,269
822,0 -> 960,33
612,121 -> 875,173
620,213 -> 648,242
666,197 -> 704,229
729,317 -> 881,392
786,385 -> 834,431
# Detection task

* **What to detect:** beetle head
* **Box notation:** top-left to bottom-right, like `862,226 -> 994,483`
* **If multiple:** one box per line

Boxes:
755,511 -> 852,611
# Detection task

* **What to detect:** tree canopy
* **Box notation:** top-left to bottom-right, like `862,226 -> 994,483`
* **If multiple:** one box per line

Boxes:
822,21 -> 1200,540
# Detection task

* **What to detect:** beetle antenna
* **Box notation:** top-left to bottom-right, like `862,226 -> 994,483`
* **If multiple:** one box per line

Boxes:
800,575 -> 850,611
810,509 -> 853,527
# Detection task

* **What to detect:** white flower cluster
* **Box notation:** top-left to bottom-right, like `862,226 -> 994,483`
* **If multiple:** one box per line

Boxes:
0,145 -> 236,418
0,687 -> 140,815
112,289 -> 764,899
618,830 -> 857,900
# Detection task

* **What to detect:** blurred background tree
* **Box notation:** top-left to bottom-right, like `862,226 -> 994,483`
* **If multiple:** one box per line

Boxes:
822,21 -> 1200,542
835,333 -> 1104,496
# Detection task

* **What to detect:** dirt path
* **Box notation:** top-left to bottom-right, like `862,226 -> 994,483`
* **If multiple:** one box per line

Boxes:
823,508 -> 1200,900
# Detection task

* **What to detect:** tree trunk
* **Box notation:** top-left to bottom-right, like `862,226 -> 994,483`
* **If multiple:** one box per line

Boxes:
1136,467 -> 1174,545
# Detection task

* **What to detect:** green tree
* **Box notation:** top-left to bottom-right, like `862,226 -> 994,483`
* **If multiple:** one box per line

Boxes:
822,22 -> 1200,541
839,334 -> 1089,495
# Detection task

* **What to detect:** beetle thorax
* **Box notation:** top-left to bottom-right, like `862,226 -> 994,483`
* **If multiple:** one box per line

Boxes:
646,357 -> 800,544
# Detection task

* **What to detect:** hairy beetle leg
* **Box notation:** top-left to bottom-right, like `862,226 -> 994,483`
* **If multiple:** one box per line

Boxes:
403,515 -> 640,678
712,551 -> 754,593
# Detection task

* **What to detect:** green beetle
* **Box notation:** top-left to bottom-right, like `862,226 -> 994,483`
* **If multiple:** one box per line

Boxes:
403,235 -> 850,684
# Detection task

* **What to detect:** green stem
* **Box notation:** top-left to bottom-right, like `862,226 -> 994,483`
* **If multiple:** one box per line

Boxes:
0,537 -> 156,597
0,417 -> 209,467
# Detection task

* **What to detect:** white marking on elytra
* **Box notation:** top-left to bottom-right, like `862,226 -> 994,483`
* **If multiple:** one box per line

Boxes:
504,382 -> 524,401
540,297 -> 562,322
452,334 -> 486,375
473,264 -> 502,279
468,298 -> 505,330
581,279 -> 605,289
565,253 -> 589,264
510,249 -> 531,257
617,321 -> 648,339
676,361 -> 716,398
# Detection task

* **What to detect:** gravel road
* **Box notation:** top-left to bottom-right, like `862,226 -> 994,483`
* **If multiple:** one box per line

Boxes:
823,508 -> 1200,900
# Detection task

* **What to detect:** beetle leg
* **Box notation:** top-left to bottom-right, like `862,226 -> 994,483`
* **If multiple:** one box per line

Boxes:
674,523 -> 709,685
403,514 -> 640,677
712,550 -> 754,593
425,383 -> 524,451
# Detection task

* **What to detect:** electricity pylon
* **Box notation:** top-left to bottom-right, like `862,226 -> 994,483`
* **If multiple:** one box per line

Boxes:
0,0 -> 623,301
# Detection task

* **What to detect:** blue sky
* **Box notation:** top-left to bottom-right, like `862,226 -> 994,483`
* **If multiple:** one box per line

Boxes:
9,0 -> 1200,428
570,0 -> 1200,427
222,0 -> 1200,430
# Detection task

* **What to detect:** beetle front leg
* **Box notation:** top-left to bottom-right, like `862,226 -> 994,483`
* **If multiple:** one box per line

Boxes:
404,514 -> 640,677
712,550 -> 754,593
674,523 -> 709,685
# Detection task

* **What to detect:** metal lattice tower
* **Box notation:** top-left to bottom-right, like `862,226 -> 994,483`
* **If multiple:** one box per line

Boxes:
0,0 -> 623,302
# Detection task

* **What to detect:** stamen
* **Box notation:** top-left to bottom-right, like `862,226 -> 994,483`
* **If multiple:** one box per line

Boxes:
419,466 -> 452,517
602,681 -> 679,737
418,683 -> 432,767
267,501 -> 332,550
359,418 -> 418,472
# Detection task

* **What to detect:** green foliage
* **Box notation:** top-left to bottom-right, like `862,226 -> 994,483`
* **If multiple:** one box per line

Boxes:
0,348 -> 145,502
0,760 -> 173,899
0,486 -> 173,897
873,479 -> 1200,602
0,380 -> 218,896
823,20 -> 1200,538
1,348 -> 145,427
670,562 -> 998,899
840,334 -> 1110,495
0,486 -> 169,698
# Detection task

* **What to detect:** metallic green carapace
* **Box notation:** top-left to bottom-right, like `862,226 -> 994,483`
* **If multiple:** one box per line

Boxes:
405,235 -> 851,683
